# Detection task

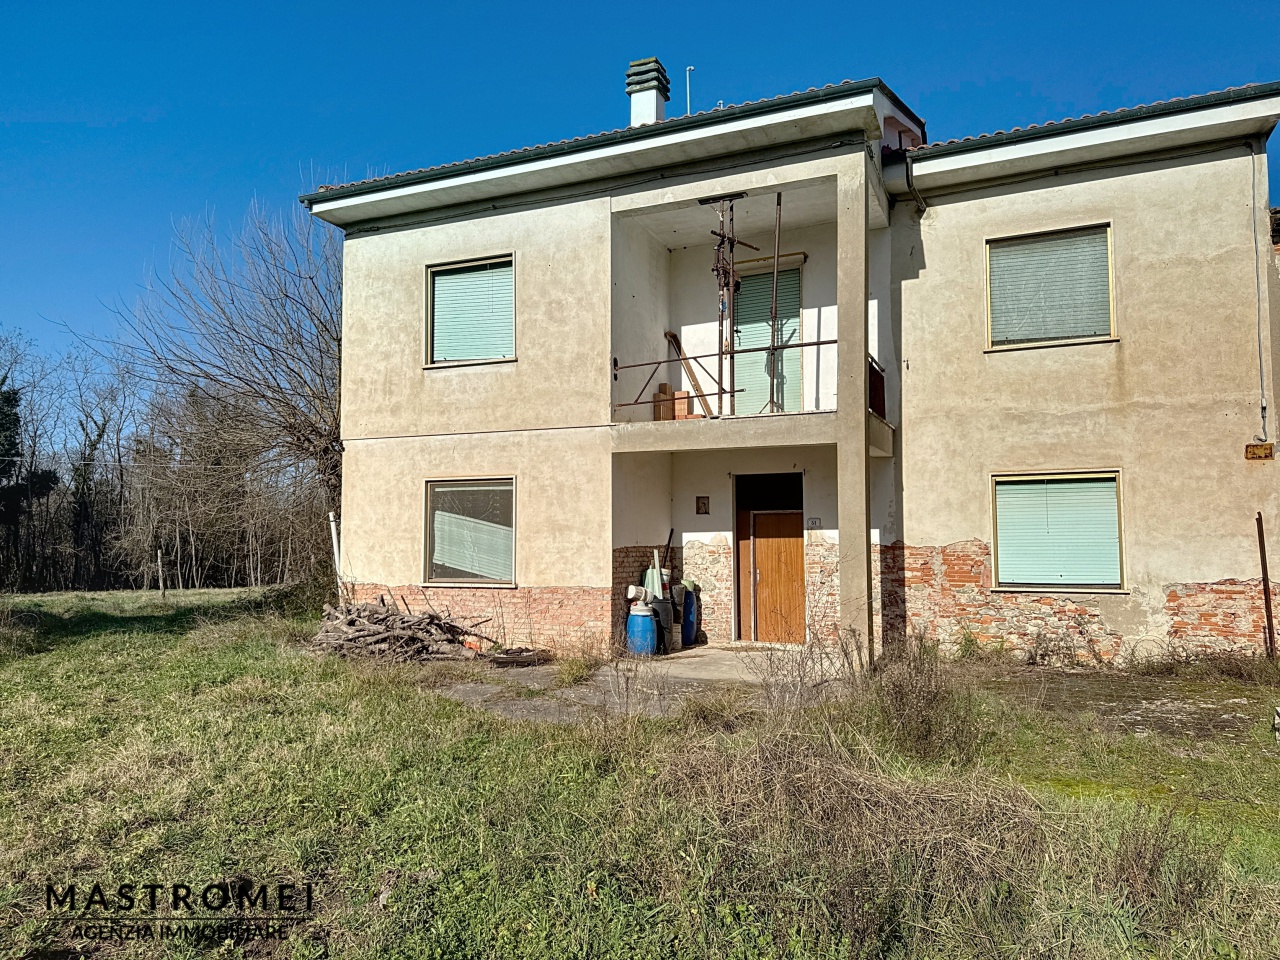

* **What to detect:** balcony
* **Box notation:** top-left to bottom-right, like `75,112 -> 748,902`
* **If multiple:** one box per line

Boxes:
613,338 -> 886,422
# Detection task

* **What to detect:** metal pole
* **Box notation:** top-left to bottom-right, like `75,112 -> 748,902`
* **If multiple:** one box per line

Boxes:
768,192 -> 782,412
727,200 -> 737,416
157,548 -> 165,601
685,66 -> 694,116
329,511 -> 344,600
716,201 -> 726,417
1257,511 -> 1276,660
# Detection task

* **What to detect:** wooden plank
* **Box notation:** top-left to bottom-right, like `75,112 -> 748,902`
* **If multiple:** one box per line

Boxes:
664,330 -> 717,418
752,511 -> 805,644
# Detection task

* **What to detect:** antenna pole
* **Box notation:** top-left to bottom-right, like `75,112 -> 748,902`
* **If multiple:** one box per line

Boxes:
768,192 -> 782,412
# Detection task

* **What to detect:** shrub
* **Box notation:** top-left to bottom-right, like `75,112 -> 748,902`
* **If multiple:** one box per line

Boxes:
1108,805 -> 1227,919
871,636 -> 984,764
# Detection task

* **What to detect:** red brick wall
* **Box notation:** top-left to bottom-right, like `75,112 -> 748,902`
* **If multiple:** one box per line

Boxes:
877,539 -> 1268,660
348,582 -> 613,656
612,545 -> 683,638
1165,580 -> 1268,654
804,536 -> 841,644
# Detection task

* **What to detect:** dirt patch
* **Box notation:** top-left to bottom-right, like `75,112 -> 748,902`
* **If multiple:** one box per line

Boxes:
976,669 -> 1271,740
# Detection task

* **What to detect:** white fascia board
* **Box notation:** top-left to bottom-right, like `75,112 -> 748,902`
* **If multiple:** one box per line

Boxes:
871,88 -> 923,142
911,96 -> 1280,192
310,94 -> 877,226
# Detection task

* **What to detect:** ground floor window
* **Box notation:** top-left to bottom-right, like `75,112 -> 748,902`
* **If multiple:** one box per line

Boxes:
425,478 -> 515,584
992,472 -> 1122,590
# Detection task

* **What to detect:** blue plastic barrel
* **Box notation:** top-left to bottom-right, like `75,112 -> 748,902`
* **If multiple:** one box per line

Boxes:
681,591 -> 698,647
626,604 -> 658,656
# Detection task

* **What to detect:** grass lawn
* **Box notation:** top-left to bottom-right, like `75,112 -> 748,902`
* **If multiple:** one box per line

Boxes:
1,589 -> 1278,959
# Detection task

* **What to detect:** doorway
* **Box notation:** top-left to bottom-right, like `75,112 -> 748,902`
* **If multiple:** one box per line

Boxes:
734,473 -> 805,643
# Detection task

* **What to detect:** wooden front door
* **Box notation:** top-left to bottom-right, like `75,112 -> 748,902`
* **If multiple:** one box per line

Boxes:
751,511 -> 805,644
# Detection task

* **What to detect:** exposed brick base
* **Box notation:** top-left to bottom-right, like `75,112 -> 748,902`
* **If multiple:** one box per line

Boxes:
612,545 -> 684,640
1165,580 -> 1268,654
351,541 -> 1269,662
348,582 -> 613,656
804,535 -> 841,644
681,539 -> 733,643
878,539 -> 1268,662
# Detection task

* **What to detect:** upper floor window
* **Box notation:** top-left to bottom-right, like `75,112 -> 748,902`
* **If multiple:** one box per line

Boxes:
733,268 -> 802,414
987,225 -> 1113,348
992,472 -> 1123,591
427,256 -> 515,364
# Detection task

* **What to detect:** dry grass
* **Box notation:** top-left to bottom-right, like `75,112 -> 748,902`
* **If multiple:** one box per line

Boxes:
552,655 -> 603,688
3,590 -> 1279,959
1130,646 -> 1280,685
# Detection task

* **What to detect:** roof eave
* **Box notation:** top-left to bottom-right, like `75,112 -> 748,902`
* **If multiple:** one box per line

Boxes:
910,80 -> 1280,161
301,78 -> 919,223
904,85 -> 1280,195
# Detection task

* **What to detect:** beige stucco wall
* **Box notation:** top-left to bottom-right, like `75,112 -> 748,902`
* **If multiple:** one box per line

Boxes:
671,445 -> 840,548
610,219 -> 672,423
897,146 -> 1279,602
342,428 -> 612,588
342,197 -> 613,441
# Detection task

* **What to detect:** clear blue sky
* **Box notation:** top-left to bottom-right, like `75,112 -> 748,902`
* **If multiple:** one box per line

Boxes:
3,1 -> 1278,352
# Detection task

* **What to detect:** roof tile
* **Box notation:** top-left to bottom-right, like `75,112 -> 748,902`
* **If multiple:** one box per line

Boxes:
909,84 -> 1263,151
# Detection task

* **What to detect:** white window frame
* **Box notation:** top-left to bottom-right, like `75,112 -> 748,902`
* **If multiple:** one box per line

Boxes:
424,254 -> 517,368
423,476 -> 517,587
984,223 -> 1117,352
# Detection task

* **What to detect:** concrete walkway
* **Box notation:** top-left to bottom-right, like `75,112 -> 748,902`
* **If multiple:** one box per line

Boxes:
433,645 -> 768,723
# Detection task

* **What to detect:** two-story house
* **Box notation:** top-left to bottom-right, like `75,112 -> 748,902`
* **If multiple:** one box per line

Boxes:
303,61 -> 1280,660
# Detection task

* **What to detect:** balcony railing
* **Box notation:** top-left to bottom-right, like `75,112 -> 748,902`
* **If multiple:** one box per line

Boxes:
868,355 -> 886,420
613,333 -> 886,422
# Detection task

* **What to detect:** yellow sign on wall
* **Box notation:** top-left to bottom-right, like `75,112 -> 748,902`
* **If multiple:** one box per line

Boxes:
1245,442 -> 1275,461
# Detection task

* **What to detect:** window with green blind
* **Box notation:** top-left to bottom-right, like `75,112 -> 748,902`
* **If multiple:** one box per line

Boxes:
426,479 -> 515,583
988,226 -> 1113,347
993,474 -> 1122,590
733,268 -> 802,415
428,257 -> 515,363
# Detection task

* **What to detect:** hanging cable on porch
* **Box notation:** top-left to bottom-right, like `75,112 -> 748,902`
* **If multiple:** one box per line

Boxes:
767,192 -> 783,413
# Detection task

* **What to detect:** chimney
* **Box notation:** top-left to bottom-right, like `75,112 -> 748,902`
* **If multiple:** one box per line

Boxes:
626,57 -> 670,127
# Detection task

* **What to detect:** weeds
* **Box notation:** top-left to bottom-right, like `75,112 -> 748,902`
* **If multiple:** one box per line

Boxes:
2,589 -> 1278,959
869,634 -> 985,764
1131,646 -> 1280,686
678,686 -> 758,733
553,655 -> 602,688
1108,805 -> 1227,918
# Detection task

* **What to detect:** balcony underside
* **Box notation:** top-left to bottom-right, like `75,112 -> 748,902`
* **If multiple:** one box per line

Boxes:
611,409 -> 894,456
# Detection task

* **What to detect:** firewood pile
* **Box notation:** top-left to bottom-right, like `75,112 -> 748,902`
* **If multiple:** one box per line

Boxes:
312,602 -> 493,662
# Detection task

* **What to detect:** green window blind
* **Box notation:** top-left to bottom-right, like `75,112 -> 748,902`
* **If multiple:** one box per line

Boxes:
734,269 -> 802,415
427,480 -> 514,582
430,259 -> 515,362
989,227 -> 1111,346
994,476 -> 1121,589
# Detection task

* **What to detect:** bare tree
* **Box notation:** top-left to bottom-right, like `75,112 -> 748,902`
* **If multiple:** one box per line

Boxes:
112,200 -> 343,512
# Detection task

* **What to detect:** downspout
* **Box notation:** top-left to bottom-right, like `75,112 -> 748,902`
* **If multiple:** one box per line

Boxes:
904,150 -> 927,215
1249,139 -> 1269,442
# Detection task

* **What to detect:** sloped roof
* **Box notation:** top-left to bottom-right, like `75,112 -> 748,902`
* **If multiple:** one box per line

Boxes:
909,82 -> 1280,160
300,78 -> 922,207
